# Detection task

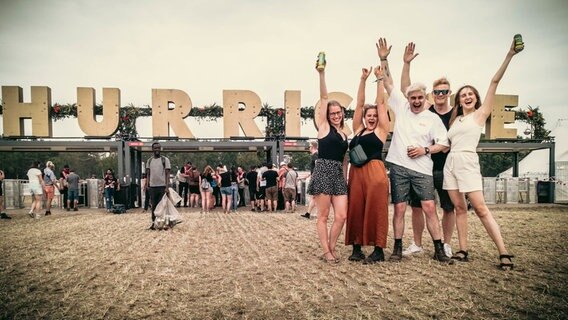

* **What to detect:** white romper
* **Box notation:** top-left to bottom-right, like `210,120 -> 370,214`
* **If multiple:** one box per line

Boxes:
443,114 -> 484,193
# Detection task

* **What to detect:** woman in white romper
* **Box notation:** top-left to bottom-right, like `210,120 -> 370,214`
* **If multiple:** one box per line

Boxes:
443,37 -> 523,270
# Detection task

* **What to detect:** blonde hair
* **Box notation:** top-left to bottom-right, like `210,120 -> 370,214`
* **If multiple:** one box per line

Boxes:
432,77 -> 450,88
405,83 -> 427,97
46,161 -> 54,168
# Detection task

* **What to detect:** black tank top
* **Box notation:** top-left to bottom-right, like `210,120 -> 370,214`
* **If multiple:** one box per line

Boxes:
349,130 -> 384,161
429,106 -> 451,171
318,126 -> 348,162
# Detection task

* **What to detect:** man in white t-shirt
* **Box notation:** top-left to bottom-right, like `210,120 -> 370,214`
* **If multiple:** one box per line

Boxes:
377,37 -> 451,263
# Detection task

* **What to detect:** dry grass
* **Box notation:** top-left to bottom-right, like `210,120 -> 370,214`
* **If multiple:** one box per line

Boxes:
0,204 -> 566,320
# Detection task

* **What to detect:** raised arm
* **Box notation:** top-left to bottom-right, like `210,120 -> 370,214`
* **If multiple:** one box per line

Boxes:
353,67 -> 372,133
374,66 -> 389,141
376,37 -> 394,94
401,42 -> 419,97
477,37 -> 522,123
316,62 -> 329,129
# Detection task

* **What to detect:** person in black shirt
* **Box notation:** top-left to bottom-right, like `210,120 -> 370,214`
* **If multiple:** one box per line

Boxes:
246,166 -> 259,211
306,54 -> 348,263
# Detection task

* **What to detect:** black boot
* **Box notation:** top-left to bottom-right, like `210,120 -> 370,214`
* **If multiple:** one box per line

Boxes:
348,244 -> 365,262
364,247 -> 385,264
433,240 -> 452,263
389,240 -> 403,261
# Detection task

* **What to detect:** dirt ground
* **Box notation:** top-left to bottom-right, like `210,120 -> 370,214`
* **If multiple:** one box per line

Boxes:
0,204 -> 566,320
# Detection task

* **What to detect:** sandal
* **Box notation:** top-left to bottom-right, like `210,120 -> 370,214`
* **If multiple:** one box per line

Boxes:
499,254 -> 515,270
451,250 -> 469,262
321,251 -> 338,264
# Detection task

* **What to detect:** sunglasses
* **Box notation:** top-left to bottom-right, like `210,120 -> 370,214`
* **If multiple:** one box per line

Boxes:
433,89 -> 450,95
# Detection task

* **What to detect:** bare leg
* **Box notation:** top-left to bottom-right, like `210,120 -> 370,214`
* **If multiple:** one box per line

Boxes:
442,208 -> 456,245
468,191 -> 510,255
201,192 -> 207,212
393,202 -> 407,239
315,194 -> 334,261
448,190 -> 468,252
410,206 -> 425,247
221,194 -> 228,212
225,195 -> 233,213
328,195 -> 347,259
421,200 -> 442,240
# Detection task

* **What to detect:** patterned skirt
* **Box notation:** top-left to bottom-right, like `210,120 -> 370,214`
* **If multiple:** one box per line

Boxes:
307,158 -> 347,196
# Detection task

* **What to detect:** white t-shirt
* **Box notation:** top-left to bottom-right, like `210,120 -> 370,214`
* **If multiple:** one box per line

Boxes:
385,89 -> 449,175
27,168 -> 42,185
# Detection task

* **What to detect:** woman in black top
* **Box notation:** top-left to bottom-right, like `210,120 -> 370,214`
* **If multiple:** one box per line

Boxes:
218,165 -> 233,214
346,65 -> 390,264
307,54 -> 348,263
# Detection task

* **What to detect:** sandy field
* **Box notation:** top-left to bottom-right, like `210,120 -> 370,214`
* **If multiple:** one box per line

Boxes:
0,204 -> 566,320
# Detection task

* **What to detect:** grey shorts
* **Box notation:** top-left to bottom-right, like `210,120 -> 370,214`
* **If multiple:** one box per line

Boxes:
389,163 -> 435,204
409,170 -> 454,211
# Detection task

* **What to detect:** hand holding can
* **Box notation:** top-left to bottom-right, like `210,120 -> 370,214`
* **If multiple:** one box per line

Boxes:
514,34 -> 524,53
316,52 -> 326,70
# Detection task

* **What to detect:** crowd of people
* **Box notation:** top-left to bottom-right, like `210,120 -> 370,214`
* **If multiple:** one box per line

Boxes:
142,142 -> 304,229
2,35 -> 523,271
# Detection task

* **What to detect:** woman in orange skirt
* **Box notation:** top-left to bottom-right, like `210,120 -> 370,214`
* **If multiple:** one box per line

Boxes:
346,60 -> 390,264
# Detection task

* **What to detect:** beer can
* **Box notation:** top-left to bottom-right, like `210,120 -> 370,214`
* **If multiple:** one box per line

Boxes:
316,52 -> 326,70
514,34 -> 524,53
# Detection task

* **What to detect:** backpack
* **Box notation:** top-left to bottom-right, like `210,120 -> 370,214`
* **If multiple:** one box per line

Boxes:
200,178 -> 211,190
112,204 -> 126,214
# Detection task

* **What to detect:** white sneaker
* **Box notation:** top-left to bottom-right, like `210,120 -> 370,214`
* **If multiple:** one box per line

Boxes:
444,243 -> 453,258
402,243 -> 423,256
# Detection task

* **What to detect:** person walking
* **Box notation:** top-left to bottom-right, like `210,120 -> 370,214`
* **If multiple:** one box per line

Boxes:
346,63 -> 390,264
306,53 -> 348,263
145,142 -> 171,229
43,161 -> 58,216
27,161 -> 45,219
443,37 -> 522,270
377,37 -> 451,263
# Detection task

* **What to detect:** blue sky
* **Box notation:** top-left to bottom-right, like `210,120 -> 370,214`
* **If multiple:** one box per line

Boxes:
1,0 -> 567,138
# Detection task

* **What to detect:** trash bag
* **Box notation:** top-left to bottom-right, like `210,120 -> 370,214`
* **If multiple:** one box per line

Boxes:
168,187 -> 183,204
153,191 -> 183,230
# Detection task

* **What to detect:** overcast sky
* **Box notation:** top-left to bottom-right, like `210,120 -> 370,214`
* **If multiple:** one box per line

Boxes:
1,0 -> 567,138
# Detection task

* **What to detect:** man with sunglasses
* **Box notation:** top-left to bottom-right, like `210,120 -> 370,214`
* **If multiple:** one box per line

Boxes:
400,42 -> 456,259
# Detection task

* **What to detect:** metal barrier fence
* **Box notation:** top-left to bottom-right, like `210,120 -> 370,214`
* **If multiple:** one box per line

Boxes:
1,176 -> 560,210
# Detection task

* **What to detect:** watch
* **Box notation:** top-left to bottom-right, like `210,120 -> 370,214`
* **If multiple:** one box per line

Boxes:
424,147 -> 430,155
